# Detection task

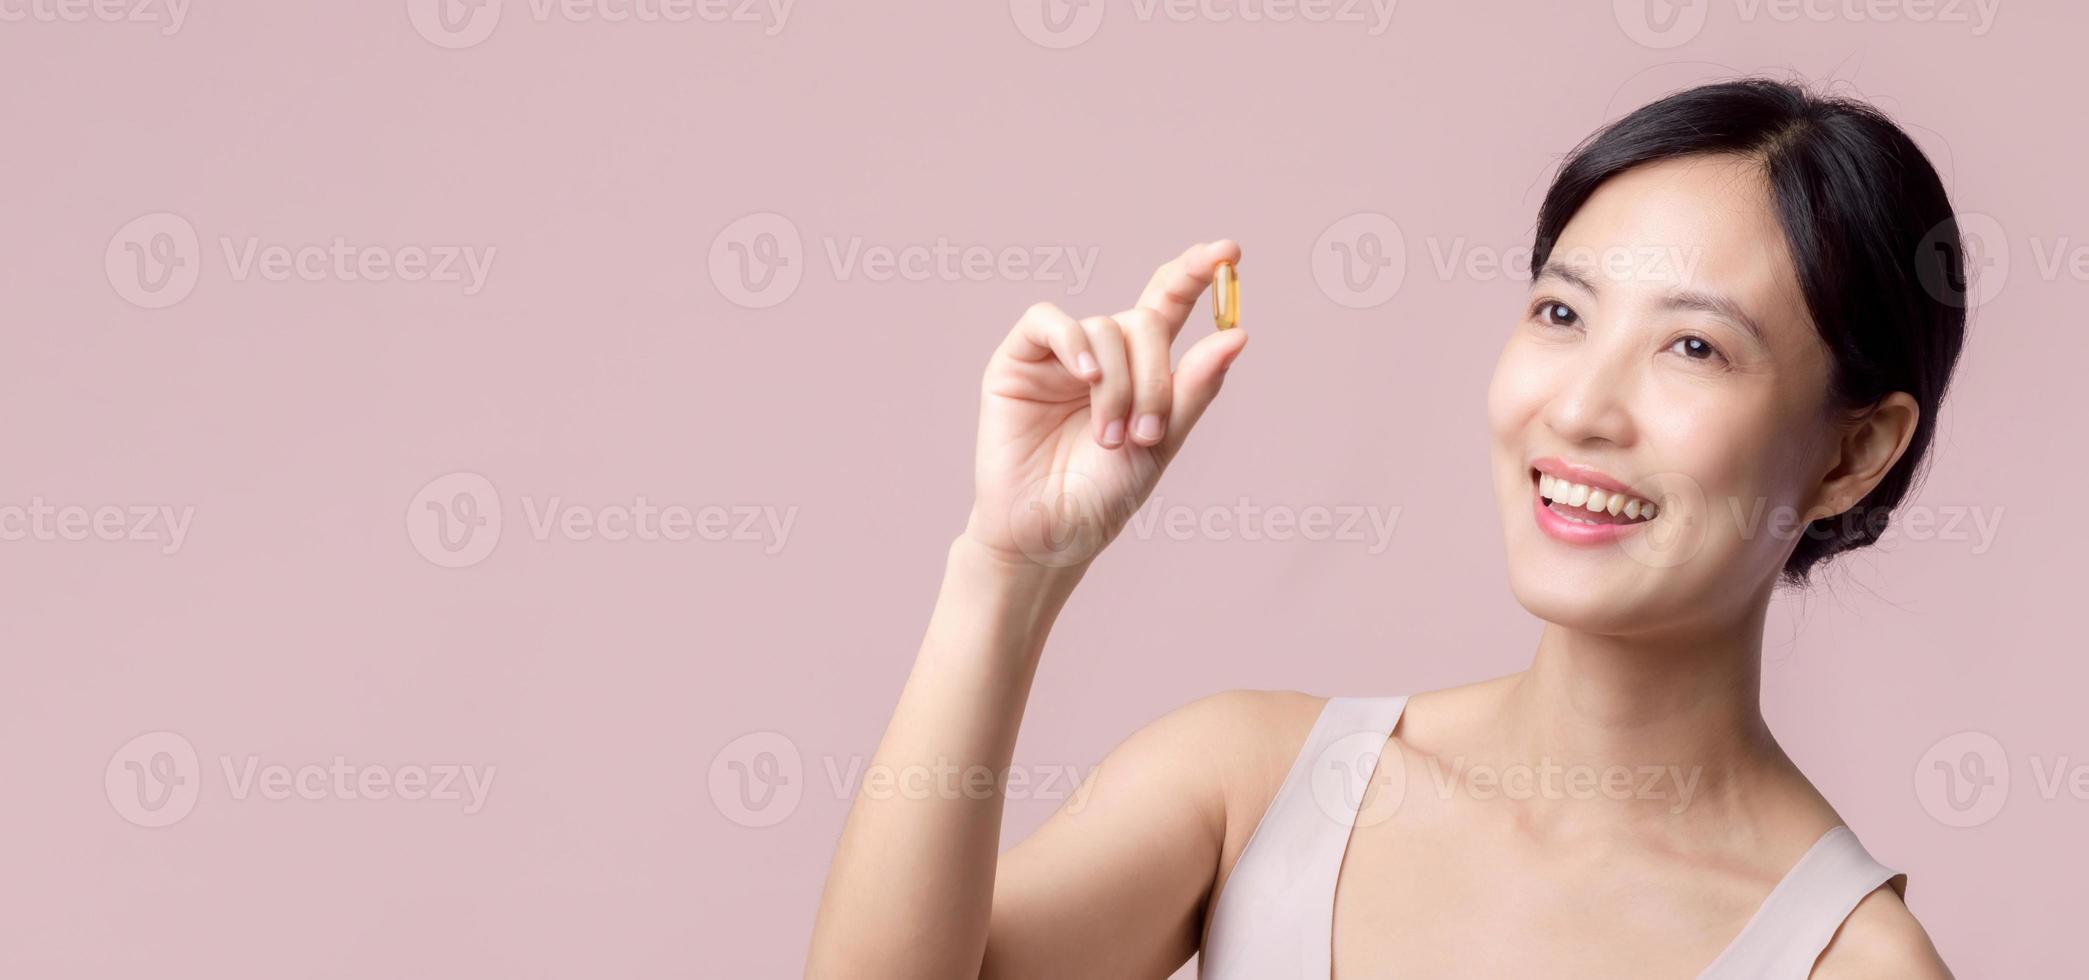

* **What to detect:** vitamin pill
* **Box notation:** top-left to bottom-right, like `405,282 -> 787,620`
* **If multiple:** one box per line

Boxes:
1212,261 -> 1239,331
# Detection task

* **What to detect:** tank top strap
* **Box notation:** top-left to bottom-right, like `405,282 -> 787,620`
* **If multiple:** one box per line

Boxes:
1200,695 -> 1408,980
1697,825 -> 1908,979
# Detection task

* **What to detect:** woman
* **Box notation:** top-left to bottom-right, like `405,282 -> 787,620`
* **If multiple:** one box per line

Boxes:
806,78 -> 1964,978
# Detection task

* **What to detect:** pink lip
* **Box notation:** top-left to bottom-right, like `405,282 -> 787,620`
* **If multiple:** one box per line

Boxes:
1532,488 -> 1643,545
1528,456 -> 1644,499
1526,457 -> 1655,546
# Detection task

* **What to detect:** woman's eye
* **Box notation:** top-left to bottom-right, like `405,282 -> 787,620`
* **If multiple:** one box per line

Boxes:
1533,301 -> 1579,328
1669,335 -> 1724,362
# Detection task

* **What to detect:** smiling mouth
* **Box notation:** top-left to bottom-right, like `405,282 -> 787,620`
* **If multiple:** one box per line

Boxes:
1533,469 -> 1659,527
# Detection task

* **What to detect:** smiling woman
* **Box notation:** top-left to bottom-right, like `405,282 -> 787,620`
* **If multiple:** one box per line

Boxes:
1511,79 -> 1966,586
807,77 -> 1965,980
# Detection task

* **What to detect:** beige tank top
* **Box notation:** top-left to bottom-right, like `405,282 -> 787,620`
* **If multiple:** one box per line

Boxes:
1200,696 -> 1907,979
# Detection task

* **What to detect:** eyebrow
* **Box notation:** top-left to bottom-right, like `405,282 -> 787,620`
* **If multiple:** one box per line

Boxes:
1532,259 -> 1768,347
1659,290 -> 1768,347
1532,260 -> 1597,295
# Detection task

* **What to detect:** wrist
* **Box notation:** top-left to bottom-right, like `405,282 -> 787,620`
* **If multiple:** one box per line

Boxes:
946,529 -> 1090,603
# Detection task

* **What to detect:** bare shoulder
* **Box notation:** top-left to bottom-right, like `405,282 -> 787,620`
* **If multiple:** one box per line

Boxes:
1151,690 -> 1327,852
1811,884 -> 1953,979
1163,688 -> 1329,796
1071,689 -> 1325,838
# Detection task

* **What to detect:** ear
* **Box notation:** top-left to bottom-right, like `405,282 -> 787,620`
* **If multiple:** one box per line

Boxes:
1805,392 -> 1920,523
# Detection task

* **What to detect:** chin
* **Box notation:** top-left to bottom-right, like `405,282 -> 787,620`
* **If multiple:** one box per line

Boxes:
1494,484 -> 1741,638
1503,553 -> 1668,636
1501,514 -> 1786,640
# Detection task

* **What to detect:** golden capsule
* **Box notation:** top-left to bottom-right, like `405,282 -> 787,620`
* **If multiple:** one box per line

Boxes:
1212,261 -> 1239,331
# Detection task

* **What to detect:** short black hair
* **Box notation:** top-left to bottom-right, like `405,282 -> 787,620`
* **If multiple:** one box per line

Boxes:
1529,78 -> 1969,585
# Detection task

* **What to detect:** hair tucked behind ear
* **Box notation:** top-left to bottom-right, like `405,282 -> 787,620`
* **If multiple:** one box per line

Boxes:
1529,78 -> 1969,585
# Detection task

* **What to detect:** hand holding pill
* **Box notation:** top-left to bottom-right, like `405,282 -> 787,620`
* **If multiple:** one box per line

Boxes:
962,241 -> 1250,569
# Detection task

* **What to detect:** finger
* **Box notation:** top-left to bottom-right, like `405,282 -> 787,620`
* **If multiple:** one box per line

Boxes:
1157,326 -> 1248,463
1081,315 -> 1132,448
1136,239 -> 1242,340
999,301 -> 1102,383
1114,307 -> 1174,447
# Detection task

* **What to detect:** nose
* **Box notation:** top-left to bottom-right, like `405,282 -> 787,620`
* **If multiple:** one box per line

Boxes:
1541,332 -> 1638,448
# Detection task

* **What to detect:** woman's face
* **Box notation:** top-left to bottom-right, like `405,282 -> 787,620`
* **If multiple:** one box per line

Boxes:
1487,154 -> 1840,635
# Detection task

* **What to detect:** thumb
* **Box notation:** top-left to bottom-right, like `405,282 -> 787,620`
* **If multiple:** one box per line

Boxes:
1159,327 -> 1248,461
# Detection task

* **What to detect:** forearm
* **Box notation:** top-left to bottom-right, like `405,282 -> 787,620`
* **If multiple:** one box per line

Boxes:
805,534 -> 1086,980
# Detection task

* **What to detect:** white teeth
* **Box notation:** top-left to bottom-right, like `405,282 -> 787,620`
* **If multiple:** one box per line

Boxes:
1536,473 -> 1657,521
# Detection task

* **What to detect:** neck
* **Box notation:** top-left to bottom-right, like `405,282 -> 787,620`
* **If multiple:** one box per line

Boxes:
1491,592 -> 1785,833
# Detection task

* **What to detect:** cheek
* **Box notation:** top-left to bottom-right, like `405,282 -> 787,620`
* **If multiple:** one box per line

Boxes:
1487,337 -> 1557,523
1486,336 -> 1548,439
1642,389 -> 1811,551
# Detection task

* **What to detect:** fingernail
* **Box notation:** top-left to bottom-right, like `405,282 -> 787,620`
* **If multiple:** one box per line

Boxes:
1134,414 -> 1163,442
1102,418 -> 1125,447
1076,351 -> 1099,378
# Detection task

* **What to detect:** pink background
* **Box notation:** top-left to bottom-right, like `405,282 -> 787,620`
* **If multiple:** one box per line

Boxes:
2,2 -> 2080,977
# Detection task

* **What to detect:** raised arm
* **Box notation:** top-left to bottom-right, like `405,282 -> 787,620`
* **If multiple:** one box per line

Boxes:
805,242 -> 1252,980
